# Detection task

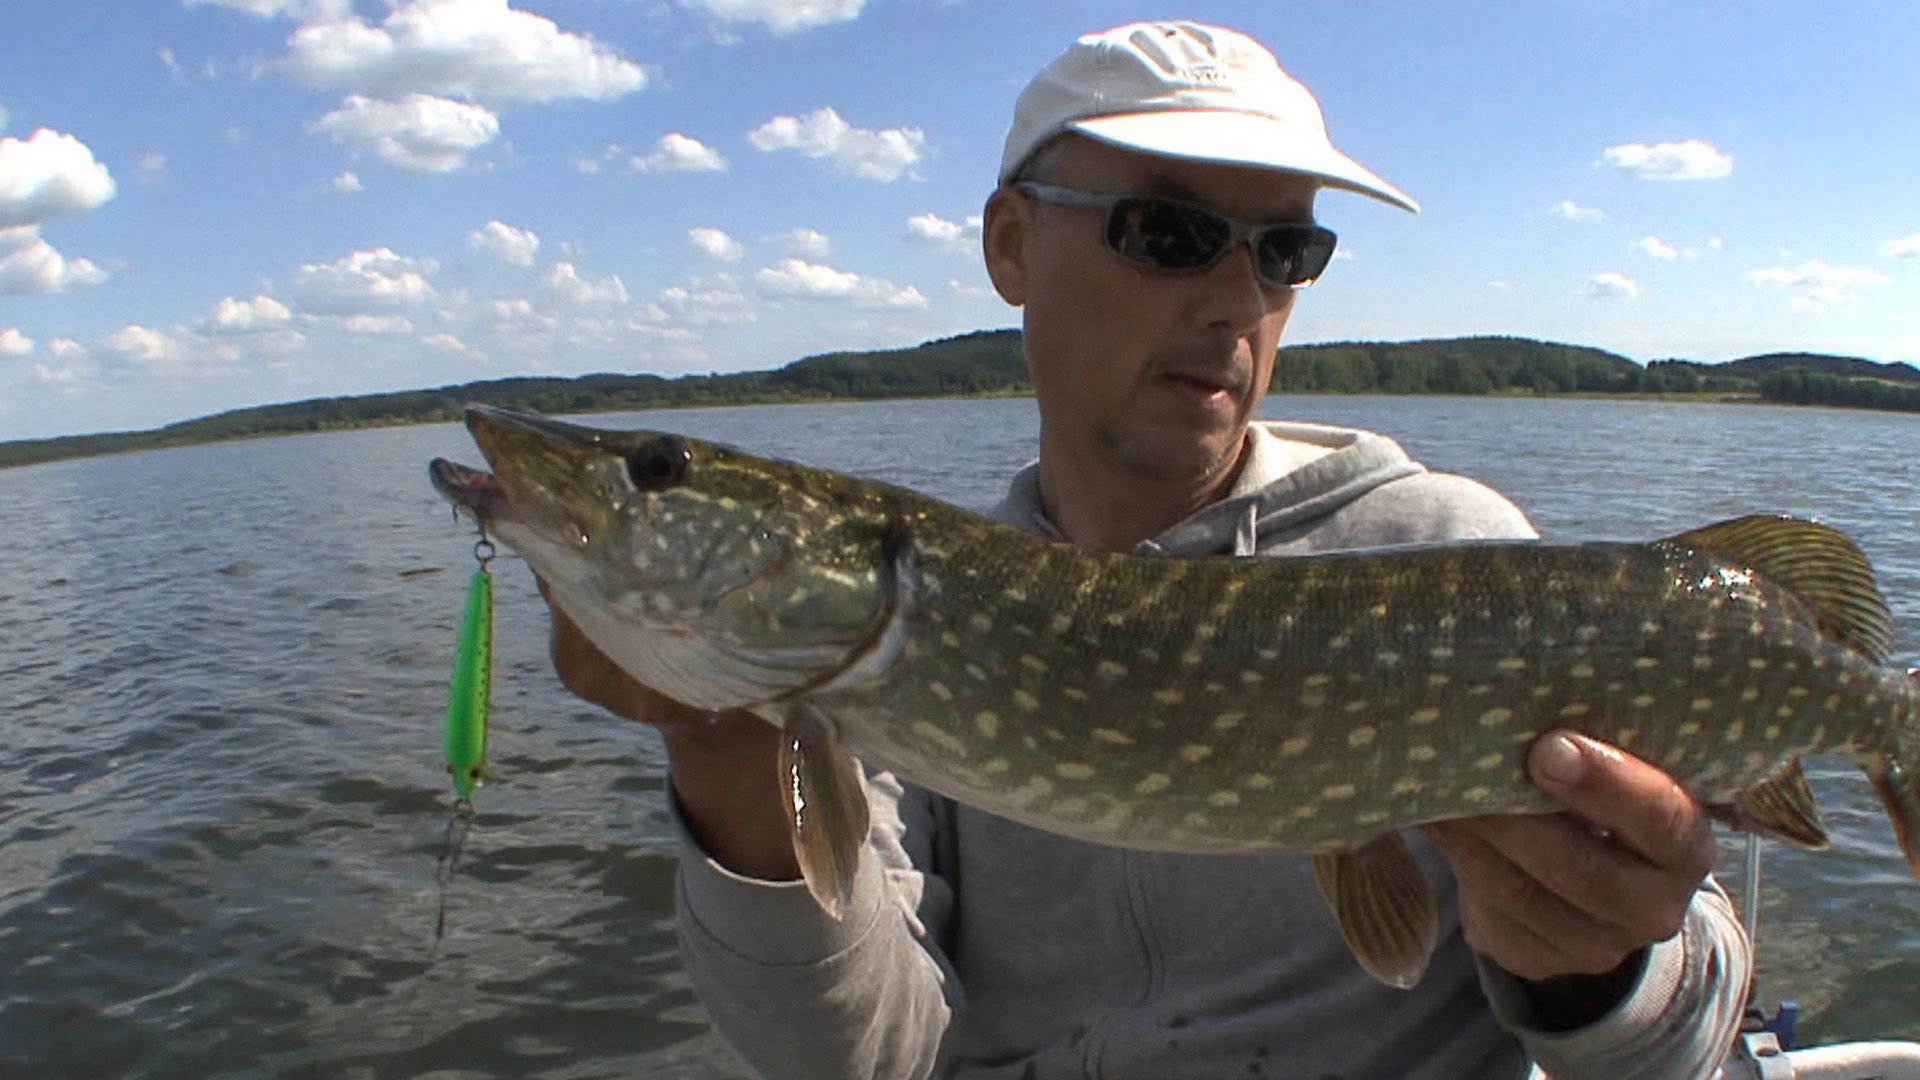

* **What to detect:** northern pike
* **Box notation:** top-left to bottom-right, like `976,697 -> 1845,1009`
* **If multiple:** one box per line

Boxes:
429,404 -> 1920,987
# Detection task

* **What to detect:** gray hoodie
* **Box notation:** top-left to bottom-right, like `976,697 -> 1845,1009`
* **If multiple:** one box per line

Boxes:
675,420 -> 1751,1080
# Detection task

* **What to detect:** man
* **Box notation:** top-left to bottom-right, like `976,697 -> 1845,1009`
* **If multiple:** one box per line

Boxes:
544,21 -> 1750,1079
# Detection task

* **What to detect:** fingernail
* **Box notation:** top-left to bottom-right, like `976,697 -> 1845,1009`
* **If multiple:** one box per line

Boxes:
1533,734 -> 1587,786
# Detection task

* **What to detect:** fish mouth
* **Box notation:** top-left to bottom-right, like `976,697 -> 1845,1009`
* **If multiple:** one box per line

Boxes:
428,456 -> 512,524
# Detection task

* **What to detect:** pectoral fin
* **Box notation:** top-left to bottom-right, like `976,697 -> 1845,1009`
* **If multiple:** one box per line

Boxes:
1711,759 -> 1829,849
776,703 -> 870,919
1311,832 -> 1438,989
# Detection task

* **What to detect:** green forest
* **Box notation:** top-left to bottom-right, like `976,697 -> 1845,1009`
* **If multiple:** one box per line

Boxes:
3,331 -> 1915,470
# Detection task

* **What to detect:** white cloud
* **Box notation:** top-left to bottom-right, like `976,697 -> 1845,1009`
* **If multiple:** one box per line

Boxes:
1745,260 -> 1889,310
0,225 -> 109,295
651,275 -> 756,326
1547,200 -> 1603,222
1884,232 -> 1920,259
631,133 -> 726,173
138,152 -> 168,176
547,261 -> 629,306
310,93 -> 500,172
184,0 -> 351,19
469,219 -> 539,265
101,325 -> 189,366
284,0 -> 646,105
0,105 -> 9,132
294,247 -> 438,314
0,326 -> 32,356
423,332 -> 469,351
1599,140 -> 1733,181
204,294 -> 293,334
748,107 -> 924,181
770,227 -> 830,258
0,128 -> 117,227
689,227 -> 745,261
1630,236 -> 1678,260
755,257 -> 926,309
1583,271 -> 1640,299
343,313 -> 414,333
329,170 -> 363,194
680,0 -> 865,34
33,339 -> 94,391
906,212 -> 981,253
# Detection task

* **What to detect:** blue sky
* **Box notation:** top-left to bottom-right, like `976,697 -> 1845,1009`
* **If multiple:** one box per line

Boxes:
2,0 -> 1916,440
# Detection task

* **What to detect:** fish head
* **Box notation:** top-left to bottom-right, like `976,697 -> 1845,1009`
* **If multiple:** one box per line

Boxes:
429,405 -> 897,712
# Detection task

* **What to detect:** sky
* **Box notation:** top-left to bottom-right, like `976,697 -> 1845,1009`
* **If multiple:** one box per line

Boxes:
2,0 -> 1917,441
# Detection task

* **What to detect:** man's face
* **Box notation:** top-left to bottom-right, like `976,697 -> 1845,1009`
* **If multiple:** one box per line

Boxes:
990,137 -> 1319,489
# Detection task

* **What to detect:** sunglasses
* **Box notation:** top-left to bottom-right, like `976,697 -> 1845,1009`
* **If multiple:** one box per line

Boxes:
1014,182 -> 1338,289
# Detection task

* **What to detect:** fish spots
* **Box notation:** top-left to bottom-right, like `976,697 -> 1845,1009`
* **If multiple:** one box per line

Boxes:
974,711 -> 1001,739
1429,646 -> 1457,662
1212,712 -> 1246,732
969,613 -> 993,633
1678,720 -> 1703,736
1180,744 -> 1214,764
1559,703 -> 1591,719
1305,674 -> 1333,688
1749,658 -> 1769,671
1342,699 -> 1371,715
1181,649 -> 1205,668
1182,811 -> 1211,831
1298,691 -> 1327,709
1764,724 -> 1783,742
1408,745 -> 1438,763
1570,663 -> 1596,680
1391,777 -> 1423,795
1634,656 -> 1660,670
1376,650 -> 1402,668
1055,762 -> 1096,781
1497,657 -> 1528,673
1774,706 -> 1794,720
1003,586 -> 1028,602
1427,674 -> 1451,689
1348,726 -> 1378,748
1475,752 -> 1505,770
1097,660 -> 1128,681
1690,698 -> 1713,713
929,681 -> 954,702
1693,655 -> 1715,671
1092,727 -> 1134,746
1462,786 -> 1492,804
1244,773 -> 1274,790
1740,687 -> 1761,703
1064,687 -> 1089,702
1409,707 -> 1441,725
1013,689 -> 1041,713
1356,810 -> 1390,826
1477,707 -> 1514,728
965,663 -> 989,683
911,721 -> 968,757
1020,655 -> 1049,674
1154,688 -> 1185,706
1726,720 -> 1746,742
1632,694 -> 1656,709
1281,736 -> 1312,757
1050,614 -> 1074,635
1323,783 -> 1358,801
984,758 -> 1010,774
1134,773 -> 1172,796
1208,790 -> 1241,808
1240,671 -> 1265,685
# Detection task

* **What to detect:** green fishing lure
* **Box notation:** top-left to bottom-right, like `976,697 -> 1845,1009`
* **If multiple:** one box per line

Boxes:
445,540 -> 494,805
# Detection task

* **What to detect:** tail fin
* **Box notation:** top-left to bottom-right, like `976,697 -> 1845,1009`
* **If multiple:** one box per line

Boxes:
1871,669 -> 1920,882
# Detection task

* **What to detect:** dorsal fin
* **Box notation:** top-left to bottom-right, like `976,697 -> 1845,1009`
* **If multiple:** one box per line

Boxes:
1660,515 -> 1894,663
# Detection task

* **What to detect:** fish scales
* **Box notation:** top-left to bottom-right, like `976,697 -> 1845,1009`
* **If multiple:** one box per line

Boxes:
430,405 -> 1920,986
811,528 -> 1899,854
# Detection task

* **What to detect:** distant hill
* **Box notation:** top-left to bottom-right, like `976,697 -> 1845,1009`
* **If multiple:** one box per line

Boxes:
3,331 -> 1914,470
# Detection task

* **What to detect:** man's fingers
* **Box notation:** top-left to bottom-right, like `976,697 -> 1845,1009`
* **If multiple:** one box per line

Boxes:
1427,823 -> 1639,979
1528,731 -> 1718,879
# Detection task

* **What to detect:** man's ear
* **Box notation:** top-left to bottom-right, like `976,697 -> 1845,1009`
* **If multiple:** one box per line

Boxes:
981,188 -> 1030,307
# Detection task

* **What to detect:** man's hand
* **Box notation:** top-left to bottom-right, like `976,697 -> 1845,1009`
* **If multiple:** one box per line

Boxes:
1422,731 -> 1719,991
541,579 -> 800,880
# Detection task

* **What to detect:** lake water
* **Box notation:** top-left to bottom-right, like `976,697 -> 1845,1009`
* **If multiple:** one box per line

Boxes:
1,396 -> 1916,1077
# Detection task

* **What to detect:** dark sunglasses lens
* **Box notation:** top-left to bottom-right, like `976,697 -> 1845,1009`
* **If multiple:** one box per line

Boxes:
1256,227 -> 1336,287
1106,198 -> 1231,271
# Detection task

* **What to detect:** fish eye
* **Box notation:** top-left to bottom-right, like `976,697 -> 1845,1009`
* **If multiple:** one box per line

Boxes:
626,436 -> 691,492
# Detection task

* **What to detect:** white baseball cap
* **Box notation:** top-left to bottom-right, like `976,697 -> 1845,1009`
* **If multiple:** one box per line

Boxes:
999,21 -> 1419,213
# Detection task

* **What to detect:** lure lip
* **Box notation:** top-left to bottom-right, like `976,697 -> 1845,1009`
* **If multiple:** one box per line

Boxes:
429,456 -> 511,525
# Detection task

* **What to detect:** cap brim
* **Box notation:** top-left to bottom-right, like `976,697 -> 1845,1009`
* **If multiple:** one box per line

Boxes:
1068,111 -> 1419,213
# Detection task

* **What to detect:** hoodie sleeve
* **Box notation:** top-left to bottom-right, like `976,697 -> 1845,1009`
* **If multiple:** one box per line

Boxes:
672,771 -> 960,1080
1473,879 -> 1751,1080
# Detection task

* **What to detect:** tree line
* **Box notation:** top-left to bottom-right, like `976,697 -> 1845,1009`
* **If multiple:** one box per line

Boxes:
3,331 -> 1913,470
